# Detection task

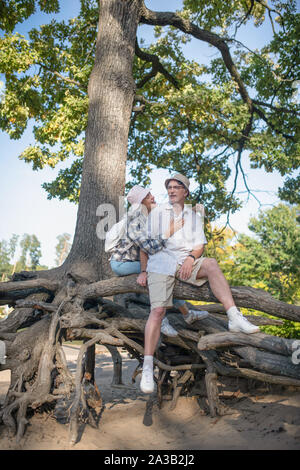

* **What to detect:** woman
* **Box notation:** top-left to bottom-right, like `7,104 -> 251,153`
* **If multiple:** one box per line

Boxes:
109,185 -> 208,336
110,185 -> 182,279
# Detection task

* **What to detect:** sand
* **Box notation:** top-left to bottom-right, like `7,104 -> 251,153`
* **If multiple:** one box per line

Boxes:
0,344 -> 299,451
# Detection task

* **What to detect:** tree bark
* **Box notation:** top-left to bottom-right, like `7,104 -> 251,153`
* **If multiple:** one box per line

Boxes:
62,0 -> 143,281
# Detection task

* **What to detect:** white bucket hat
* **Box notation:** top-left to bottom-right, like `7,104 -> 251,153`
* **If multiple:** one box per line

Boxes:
127,185 -> 151,205
164,173 -> 190,195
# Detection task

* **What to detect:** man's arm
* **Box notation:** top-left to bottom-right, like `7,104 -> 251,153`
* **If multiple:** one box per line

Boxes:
189,245 -> 205,260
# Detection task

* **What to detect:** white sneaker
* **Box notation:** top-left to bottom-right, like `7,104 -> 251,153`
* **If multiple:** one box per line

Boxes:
161,317 -> 178,337
140,366 -> 154,394
184,309 -> 209,324
228,311 -> 260,334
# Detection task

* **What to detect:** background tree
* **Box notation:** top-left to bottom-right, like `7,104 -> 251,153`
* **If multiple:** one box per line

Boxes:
231,203 -> 300,338
0,233 -> 46,280
198,204 -> 300,338
18,233 -> 42,271
0,235 -> 17,281
231,203 -> 300,303
55,233 -> 71,267
204,225 -> 236,280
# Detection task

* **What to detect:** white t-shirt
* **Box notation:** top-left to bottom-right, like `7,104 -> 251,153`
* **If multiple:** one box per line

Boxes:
146,202 -> 207,275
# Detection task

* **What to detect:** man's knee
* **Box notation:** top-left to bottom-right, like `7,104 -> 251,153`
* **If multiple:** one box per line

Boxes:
150,307 -> 165,322
203,257 -> 220,274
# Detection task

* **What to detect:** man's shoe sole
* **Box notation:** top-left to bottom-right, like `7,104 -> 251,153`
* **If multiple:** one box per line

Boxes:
229,325 -> 260,334
140,386 -> 154,394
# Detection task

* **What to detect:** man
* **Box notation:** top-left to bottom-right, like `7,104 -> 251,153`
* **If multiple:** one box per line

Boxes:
140,173 -> 260,394
109,184 -> 207,336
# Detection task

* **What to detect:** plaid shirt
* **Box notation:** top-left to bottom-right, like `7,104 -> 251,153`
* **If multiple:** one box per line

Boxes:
110,205 -> 166,262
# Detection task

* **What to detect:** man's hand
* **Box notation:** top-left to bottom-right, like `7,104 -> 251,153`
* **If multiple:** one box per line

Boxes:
137,271 -> 147,287
178,256 -> 194,281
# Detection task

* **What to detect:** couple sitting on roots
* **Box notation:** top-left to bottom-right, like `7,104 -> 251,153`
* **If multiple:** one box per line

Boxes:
107,172 -> 259,395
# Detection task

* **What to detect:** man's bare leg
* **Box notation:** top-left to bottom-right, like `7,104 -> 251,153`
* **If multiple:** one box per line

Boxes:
196,258 -> 235,310
196,258 -> 259,334
144,307 -> 165,356
141,307 -> 165,394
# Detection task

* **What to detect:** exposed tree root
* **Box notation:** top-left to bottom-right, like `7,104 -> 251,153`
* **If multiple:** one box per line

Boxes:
0,272 -> 300,444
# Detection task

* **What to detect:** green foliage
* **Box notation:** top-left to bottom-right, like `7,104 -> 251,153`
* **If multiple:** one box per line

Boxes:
182,0 -> 268,31
278,175 -> 300,204
230,203 -> 300,338
262,320 -> 300,340
0,0 -> 59,33
231,203 -> 300,303
197,203 -> 300,338
0,0 -> 299,216
0,0 -> 94,199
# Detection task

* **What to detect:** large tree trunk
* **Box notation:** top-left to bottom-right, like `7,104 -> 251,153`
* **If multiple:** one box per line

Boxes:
61,0 -> 142,281
0,0 -> 145,444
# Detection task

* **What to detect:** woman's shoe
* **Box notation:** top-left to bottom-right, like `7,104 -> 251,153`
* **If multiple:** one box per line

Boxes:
161,317 -> 178,337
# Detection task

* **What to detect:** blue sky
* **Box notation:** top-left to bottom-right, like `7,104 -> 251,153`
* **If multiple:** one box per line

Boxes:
0,0 -> 296,268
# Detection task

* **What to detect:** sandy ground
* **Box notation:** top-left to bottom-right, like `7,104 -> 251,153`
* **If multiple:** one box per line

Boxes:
0,344 -> 299,451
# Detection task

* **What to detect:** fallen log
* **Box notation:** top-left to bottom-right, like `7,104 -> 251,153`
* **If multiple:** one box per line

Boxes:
1,273 -> 300,446
197,331 -> 295,356
81,275 -> 300,322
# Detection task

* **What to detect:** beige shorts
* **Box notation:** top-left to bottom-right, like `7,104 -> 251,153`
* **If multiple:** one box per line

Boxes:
147,256 -> 208,310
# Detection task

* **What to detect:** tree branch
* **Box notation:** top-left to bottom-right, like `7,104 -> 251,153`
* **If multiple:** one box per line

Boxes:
253,99 -> 300,116
0,278 -> 59,294
37,62 -> 86,93
252,103 -> 295,141
139,5 -> 296,143
139,5 -> 253,112
234,0 -> 255,35
135,39 -> 180,89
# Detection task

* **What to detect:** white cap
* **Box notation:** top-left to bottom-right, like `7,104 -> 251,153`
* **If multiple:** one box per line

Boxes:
127,185 -> 151,205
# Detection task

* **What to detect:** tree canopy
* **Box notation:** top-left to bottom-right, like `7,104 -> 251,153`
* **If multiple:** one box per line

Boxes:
1,0 -> 299,219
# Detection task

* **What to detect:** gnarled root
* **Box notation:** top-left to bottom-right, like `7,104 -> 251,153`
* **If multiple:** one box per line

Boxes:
1,273 -> 300,444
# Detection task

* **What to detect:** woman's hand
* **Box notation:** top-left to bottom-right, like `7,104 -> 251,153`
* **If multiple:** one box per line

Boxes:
137,271 -> 147,287
165,218 -> 184,238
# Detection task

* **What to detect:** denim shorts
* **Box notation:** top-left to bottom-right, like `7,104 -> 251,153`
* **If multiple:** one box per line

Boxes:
110,259 -> 141,276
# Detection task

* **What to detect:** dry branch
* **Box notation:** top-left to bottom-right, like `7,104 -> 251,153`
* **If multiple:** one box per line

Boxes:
0,278 -> 59,294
